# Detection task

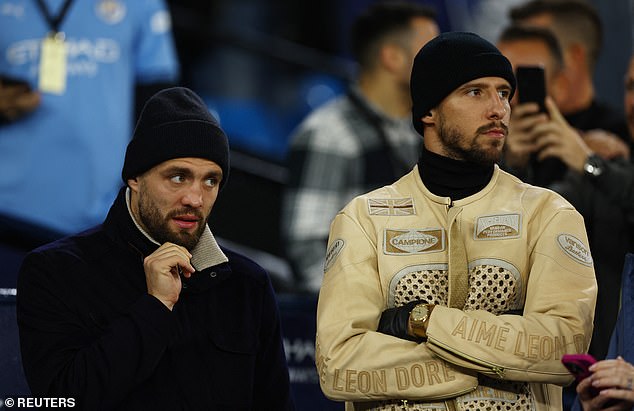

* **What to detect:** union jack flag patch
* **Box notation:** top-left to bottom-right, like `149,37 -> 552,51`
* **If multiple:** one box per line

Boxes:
367,198 -> 415,216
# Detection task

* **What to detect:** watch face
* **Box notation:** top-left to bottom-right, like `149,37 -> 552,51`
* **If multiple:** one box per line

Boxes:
584,155 -> 603,176
412,304 -> 428,322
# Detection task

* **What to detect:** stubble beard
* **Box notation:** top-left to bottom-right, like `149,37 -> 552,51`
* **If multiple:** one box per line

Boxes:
437,113 -> 505,166
138,190 -> 208,251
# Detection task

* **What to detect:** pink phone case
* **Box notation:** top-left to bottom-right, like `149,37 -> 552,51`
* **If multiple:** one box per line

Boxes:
561,353 -> 597,382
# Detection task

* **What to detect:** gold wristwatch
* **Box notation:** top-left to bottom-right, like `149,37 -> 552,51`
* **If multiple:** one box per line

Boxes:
409,303 -> 429,339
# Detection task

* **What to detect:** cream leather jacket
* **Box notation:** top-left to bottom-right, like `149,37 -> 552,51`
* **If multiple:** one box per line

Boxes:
316,166 -> 597,411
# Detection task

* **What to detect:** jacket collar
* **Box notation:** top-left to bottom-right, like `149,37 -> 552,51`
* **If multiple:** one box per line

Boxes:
104,187 -> 228,272
417,147 -> 494,200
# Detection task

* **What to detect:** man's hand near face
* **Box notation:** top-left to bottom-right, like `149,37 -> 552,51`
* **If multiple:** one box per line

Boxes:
143,242 -> 195,311
507,97 -> 627,175
532,97 -> 593,172
505,101 -> 548,168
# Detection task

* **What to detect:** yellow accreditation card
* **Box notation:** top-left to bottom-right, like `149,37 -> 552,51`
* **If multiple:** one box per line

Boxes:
38,32 -> 67,94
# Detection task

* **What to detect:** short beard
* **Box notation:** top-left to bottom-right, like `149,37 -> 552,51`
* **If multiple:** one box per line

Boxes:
138,190 -> 207,251
438,114 -> 505,166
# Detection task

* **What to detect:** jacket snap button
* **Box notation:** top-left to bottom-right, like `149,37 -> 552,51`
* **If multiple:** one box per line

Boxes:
209,271 -> 217,278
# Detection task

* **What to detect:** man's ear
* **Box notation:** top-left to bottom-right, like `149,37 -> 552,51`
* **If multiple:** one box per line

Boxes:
567,43 -> 587,67
421,109 -> 435,126
127,177 -> 139,193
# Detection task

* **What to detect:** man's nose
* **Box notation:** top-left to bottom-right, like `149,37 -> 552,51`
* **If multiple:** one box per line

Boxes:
181,184 -> 203,207
488,93 -> 508,120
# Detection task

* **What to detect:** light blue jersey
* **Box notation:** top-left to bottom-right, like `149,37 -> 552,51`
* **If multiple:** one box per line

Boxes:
0,0 -> 179,234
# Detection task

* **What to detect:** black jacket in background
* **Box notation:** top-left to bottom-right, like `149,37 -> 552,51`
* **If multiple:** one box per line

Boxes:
16,188 -> 294,410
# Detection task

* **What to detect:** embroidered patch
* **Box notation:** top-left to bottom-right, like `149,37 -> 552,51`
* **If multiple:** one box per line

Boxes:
368,198 -> 415,216
474,213 -> 521,240
557,234 -> 593,266
384,229 -> 445,255
324,239 -> 345,273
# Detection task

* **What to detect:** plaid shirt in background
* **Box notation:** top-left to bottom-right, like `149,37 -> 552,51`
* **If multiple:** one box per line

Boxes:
282,87 -> 422,292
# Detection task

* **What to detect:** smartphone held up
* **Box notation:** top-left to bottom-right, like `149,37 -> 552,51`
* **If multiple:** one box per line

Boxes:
516,65 -> 547,113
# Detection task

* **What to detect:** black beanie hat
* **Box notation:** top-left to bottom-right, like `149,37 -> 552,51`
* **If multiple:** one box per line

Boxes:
122,87 -> 229,188
410,31 -> 516,135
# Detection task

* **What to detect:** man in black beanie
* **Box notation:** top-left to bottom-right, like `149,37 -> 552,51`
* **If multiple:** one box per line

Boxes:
16,87 -> 294,410
316,32 -> 597,410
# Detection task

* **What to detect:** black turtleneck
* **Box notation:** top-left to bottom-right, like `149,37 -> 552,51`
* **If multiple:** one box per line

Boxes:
417,148 -> 494,200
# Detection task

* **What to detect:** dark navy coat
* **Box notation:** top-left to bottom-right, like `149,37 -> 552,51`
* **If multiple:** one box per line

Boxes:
17,188 -> 294,410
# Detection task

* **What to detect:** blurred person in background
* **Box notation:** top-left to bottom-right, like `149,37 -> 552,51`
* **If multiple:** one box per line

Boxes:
497,23 -> 631,365
508,0 -> 630,189
497,25 -> 629,183
0,0 -> 179,281
509,0 -> 627,139
282,1 -> 439,293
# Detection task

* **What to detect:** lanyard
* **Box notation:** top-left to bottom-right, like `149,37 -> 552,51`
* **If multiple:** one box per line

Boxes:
34,0 -> 74,34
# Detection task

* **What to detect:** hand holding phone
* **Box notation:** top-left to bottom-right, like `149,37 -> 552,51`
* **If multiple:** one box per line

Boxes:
516,65 -> 547,113
562,353 -> 596,382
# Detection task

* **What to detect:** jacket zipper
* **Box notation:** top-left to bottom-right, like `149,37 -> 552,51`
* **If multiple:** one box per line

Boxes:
427,336 -> 506,378
381,383 -> 478,410
393,384 -> 477,406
